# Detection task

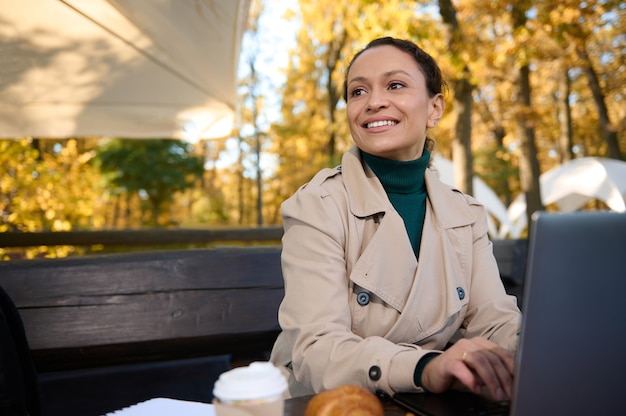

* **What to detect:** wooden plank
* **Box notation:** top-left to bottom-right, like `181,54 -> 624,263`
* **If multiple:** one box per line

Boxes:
0,227 -> 283,247
492,239 -> 516,276
492,239 -> 528,283
31,331 -> 279,371
0,246 -> 283,307
19,287 -> 283,350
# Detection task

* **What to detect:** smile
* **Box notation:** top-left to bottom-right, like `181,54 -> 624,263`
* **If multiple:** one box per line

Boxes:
366,120 -> 397,129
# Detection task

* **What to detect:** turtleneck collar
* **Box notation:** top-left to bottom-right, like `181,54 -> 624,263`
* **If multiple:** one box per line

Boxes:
361,148 -> 430,194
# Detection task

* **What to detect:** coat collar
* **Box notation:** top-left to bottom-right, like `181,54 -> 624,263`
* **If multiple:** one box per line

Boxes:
424,169 -> 476,229
341,146 -> 475,229
342,146 -> 390,218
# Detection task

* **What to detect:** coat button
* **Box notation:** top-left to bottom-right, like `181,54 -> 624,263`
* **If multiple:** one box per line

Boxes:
357,291 -> 370,306
368,365 -> 381,381
457,287 -> 465,300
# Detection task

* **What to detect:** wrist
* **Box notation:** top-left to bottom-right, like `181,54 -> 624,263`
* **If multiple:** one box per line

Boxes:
413,352 -> 439,391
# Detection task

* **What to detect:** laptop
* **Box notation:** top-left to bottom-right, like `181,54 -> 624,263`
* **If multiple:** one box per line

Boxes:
392,211 -> 626,416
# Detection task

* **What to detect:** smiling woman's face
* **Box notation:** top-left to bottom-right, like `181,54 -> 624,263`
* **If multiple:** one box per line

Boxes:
345,45 -> 444,161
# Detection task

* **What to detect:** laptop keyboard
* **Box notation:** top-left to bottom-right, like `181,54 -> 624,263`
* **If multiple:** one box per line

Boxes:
392,391 -> 510,416
466,400 -> 510,415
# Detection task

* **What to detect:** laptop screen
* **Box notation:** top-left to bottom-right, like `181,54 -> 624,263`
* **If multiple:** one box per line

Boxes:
511,211 -> 626,416
392,211 -> 626,416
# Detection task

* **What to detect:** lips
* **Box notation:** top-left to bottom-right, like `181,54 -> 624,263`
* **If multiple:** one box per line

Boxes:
365,119 -> 398,129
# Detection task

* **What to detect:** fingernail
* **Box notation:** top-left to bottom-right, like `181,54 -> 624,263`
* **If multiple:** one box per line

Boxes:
495,388 -> 504,401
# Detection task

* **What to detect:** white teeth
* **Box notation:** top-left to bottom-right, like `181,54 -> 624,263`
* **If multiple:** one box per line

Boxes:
367,120 -> 397,128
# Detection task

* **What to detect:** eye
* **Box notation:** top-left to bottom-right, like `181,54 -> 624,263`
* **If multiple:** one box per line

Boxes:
389,82 -> 405,90
350,87 -> 366,97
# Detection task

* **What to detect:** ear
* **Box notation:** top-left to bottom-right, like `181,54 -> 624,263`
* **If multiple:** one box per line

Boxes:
427,93 -> 445,128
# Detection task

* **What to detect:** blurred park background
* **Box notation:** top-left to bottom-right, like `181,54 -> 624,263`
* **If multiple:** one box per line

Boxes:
1,0 -> 624,260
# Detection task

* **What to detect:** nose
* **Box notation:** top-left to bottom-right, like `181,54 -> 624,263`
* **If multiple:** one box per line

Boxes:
366,89 -> 388,111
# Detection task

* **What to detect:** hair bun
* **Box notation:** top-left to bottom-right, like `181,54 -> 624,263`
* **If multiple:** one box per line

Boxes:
304,384 -> 384,416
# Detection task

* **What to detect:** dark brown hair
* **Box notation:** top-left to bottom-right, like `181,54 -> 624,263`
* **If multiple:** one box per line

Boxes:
342,36 -> 446,101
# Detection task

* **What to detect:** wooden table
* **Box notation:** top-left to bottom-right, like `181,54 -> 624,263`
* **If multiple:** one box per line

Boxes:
283,394 -> 409,415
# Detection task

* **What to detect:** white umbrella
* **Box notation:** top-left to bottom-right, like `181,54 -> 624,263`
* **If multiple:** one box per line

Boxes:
504,157 -> 626,238
0,0 -> 250,140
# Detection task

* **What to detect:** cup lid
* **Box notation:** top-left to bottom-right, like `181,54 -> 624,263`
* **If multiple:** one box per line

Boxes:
213,362 -> 287,402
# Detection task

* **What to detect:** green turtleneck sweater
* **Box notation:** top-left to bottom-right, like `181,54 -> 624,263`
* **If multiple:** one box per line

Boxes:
361,148 -> 430,259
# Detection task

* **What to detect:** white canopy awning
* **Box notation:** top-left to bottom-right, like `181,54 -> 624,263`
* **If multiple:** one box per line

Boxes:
504,157 -> 626,238
0,0 -> 250,140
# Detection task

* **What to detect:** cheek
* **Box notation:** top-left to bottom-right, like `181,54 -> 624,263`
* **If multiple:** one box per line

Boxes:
346,105 -> 360,126
410,97 -> 431,115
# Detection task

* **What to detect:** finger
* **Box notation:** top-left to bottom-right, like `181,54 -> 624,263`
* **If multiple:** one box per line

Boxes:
494,347 -> 515,374
470,338 -> 516,375
485,352 -> 514,398
462,349 -> 512,399
451,356 -> 483,395
420,351 -> 481,394
461,351 -> 500,398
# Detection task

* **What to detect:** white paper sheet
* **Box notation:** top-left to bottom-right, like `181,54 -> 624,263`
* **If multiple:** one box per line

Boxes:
105,398 -> 215,415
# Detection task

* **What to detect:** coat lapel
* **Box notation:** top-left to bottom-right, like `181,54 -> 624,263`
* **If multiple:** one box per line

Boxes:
343,148 -> 475,343
424,169 -> 474,229
384,201 -> 472,343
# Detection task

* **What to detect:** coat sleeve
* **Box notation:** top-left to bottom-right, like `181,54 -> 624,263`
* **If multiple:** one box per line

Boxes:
461,199 -> 521,351
275,177 -> 429,396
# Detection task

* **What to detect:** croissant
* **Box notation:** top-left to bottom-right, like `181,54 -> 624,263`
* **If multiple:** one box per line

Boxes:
304,384 -> 384,416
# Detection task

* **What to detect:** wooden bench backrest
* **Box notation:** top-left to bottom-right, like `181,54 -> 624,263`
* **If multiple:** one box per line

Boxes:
0,246 -> 284,370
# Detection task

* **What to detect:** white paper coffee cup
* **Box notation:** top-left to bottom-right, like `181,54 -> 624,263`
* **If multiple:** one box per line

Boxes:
213,361 -> 287,406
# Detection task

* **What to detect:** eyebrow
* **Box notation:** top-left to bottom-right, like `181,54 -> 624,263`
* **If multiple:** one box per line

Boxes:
348,70 -> 413,85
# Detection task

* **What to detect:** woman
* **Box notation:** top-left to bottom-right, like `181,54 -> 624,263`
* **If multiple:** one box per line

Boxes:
269,37 -> 521,401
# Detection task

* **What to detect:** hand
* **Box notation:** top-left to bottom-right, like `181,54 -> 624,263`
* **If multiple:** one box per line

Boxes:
420,337 -> 515,401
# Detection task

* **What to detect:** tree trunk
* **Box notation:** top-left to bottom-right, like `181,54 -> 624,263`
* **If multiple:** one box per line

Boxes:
452,77 -> 474,194
493,124 -> 513,207
558,66 -> 574,163
576,42 -> 622,160
237,135 -> 245,225
438,0 -> 474,195
512,2 -> 543,232
325,29 -> 347,165
517,65 -> 544,230
255,131 -> 264,226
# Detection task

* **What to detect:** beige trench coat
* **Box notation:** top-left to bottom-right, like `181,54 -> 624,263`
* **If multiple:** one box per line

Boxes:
270,146 -> 521,397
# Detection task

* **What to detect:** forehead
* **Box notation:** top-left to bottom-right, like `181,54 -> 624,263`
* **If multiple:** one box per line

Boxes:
348,45 -> 421,80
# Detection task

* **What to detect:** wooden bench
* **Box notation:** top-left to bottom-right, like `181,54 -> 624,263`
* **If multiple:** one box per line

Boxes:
492,239 -> 528,308
492,239 -> 528,284
0,245 -> 284,416
0,238 -> 527,415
